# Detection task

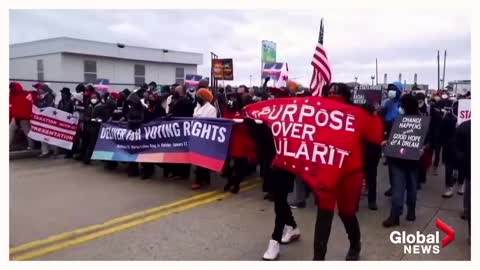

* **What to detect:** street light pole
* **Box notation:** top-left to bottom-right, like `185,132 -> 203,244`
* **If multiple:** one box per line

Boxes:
371,75 -> 375,86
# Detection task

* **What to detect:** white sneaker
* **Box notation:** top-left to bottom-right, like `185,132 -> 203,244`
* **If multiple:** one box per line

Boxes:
457,184 -> 465,195
262,240 -> 280,260
281,225 -> 301,244
442,187 -> 454,198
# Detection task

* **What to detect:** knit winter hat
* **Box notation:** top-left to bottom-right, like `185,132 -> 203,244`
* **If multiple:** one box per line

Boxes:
197,88 -> 213,103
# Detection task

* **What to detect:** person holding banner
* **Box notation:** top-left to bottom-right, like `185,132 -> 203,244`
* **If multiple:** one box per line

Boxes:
191,88 -> 217,190
35,83 -> 56,157
139,92 -> 167,179
83,91 -> 116,165
222,89 -> 257,194
167,85 -> 195,180
9,82 -> 35,150
56,87 -> 75,158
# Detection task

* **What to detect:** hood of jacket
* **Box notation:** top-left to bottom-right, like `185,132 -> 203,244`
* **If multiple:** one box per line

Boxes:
10,82 -> 25,95
387,81 -> 404,100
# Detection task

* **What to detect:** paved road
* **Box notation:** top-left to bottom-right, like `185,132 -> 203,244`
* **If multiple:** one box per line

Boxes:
10,157 -> 470,260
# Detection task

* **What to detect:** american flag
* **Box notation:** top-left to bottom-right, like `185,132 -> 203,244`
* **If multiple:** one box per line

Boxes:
310,19 -> 332,96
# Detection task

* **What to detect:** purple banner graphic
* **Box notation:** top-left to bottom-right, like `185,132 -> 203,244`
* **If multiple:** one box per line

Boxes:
91,117 -> 233,172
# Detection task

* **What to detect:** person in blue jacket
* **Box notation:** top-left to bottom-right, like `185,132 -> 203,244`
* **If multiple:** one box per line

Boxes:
380,81 -> 404,197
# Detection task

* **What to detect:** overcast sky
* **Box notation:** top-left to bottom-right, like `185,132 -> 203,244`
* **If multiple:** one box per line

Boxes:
10,9 -> 470,88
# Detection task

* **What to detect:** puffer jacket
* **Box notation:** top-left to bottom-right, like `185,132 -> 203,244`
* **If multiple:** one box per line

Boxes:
9,82 -> 34,120
126,92 -> 145,130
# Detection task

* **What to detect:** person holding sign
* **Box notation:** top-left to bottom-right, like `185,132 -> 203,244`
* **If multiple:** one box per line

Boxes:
380,82 -> 404,197
191,88 -> 217,190
382,94 -> 432,227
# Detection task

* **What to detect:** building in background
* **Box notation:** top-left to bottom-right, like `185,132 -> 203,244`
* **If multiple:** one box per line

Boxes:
9,37 -> 203,92
447,80 -> 471,95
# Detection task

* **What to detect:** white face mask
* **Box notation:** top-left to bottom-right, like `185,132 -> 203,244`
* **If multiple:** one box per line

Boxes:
388,90 -> 396,99
399,107 -> 405,115
91,99 -> 98,105
418,101 -> 425,108
441,94 -> 448,99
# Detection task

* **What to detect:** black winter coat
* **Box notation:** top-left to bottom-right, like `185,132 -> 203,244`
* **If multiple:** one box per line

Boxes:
57,98 -> 74,113
169,96 -> 194,117
36,92 -> 55,108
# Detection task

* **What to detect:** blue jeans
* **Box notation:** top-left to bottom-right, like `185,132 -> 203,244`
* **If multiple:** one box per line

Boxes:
390,163 -> 418,218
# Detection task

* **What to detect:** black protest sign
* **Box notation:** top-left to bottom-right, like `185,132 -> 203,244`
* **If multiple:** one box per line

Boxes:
384,116 -> 430,160
352,89 -> 383,106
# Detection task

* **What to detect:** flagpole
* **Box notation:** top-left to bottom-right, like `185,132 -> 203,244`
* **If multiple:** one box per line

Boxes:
310,18 -> 323,93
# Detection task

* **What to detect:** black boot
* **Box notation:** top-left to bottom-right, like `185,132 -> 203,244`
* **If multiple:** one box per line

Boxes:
382,216 -> 400,227
345,241 -> 361,261
384,188 -> 392,197
313,209 -> 334,261
406,209 -> 416,221
313,241 -> 328,260
368,202 -> 378,211
339,214 -> 361,261
231,184 -> 240,194
223,183 -> 232,192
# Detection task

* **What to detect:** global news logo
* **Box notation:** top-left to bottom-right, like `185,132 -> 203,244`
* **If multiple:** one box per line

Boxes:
389,218 -> 455,255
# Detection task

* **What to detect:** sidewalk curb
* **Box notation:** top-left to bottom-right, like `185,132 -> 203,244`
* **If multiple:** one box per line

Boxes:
9,150 -> 41,160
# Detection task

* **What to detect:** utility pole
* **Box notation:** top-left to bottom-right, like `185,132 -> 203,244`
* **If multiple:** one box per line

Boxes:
375,58 -> 378,85
354,76 -> 358,90
249,75 -> 252,87
371,75 -> 375,86
442,50 -> 447,89
437,50 -> 440,90
210,52 -> 218,92
398,73 -> 402,83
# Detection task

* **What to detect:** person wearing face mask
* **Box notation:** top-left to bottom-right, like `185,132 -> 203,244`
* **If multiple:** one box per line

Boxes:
380,82 -> 404,197
133,92 -> 167,179
190,88 -> 217,190
222,88 -> 257,194
382,93 -> 433,227
414,93 -> 434,190
79,91 -> 100,164
35,84 -> 56,158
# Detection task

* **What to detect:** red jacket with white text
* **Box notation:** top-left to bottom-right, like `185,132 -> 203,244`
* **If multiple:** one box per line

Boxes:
244,96 -> 383,213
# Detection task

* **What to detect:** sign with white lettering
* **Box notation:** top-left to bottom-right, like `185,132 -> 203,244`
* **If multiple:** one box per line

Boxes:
384,116 -> 430,160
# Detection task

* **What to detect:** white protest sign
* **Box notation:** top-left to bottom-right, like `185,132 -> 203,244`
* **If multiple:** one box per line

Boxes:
457,99 -> 471,125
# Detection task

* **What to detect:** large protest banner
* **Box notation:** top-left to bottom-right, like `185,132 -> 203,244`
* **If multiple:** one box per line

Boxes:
457,99 -> 471,125
28,105 -> 79,150
91,118 -> 233,172
212,59 -> 234,80
384,116 -> 430,160
244,97 -> 383,197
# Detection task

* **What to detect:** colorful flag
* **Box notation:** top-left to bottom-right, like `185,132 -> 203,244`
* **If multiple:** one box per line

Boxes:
28,106 -> 79,150
277,63 -> 289,87
310,18 -> 332,96
185,74 -> 203,87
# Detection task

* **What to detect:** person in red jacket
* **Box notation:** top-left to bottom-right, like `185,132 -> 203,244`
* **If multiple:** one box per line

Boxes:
245,83 -> 383,261
314,83 -> 383,260
222,89 -> 257,193
9,82 -> 35,150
